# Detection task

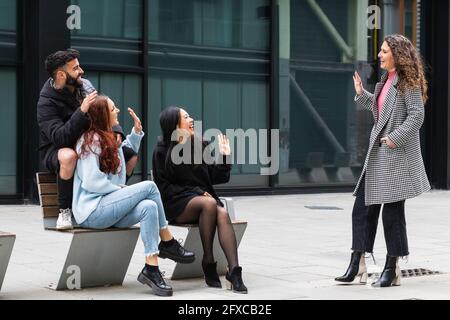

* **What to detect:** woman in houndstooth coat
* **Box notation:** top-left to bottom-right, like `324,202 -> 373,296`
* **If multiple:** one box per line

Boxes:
335,34 -> 430,288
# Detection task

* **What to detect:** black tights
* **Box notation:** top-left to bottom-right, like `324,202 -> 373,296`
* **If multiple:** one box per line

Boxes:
175,196 -> 239,270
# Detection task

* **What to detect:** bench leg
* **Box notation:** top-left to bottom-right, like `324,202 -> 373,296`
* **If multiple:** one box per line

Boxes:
171,222 -> 247,280
0,235 -> 15,291
49,229 -> 140,290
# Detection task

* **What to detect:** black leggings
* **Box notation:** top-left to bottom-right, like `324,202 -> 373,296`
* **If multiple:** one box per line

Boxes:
175,196 -> 239,269
352,176 -> 409,257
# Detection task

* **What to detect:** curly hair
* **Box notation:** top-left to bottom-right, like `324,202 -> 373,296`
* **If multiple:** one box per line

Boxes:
44,48 -> 80,79
384,34 -> 428,103
79,95 -> 121,174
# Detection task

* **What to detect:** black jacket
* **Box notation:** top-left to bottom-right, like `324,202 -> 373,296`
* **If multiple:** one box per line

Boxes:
152,139 -> 231,222
37,78 -> 91,169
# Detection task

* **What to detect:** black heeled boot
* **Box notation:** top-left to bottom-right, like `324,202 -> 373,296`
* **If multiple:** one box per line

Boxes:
335,251 -> 368,284
225,266 -> 248,294
202,261 -> 222,288
372,255 -> 401,287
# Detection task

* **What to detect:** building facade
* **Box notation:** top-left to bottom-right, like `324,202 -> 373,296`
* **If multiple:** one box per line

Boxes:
0,0 -> 449,204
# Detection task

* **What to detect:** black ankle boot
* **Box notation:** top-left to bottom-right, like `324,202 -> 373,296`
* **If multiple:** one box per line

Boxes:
372,255 -> 401,287
202,261 -> 222,288
137,266 -> 173,296
158,238 -> 195,264
335,251 -> 368,284
225,266 -> 248,294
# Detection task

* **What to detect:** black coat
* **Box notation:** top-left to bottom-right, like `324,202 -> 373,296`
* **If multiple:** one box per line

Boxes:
37,78 -> 91,169
152,139 -> 231,222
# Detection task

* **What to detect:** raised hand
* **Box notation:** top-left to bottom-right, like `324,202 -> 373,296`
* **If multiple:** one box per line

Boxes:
128,107 -> 142,134
80,90 -> 97,113
218,134 -> 230,156
353,71 -> 364,96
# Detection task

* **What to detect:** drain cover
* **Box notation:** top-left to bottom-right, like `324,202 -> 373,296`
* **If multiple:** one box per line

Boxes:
369,268 -> 441,278
400,268 -> 441,277
305,206 -> 343,210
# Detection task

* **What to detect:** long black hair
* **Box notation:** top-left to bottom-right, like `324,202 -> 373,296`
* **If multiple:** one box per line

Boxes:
159,106 -> 182,176
158,106 -> 205,175
159,106 -> 181,146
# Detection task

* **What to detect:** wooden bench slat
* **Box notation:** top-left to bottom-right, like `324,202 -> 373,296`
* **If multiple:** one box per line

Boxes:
42,206 -> 60,218
41,194 -> 58,207
36,172 -> 56,184
39,183 -> 57,195
45,227 -> 140,234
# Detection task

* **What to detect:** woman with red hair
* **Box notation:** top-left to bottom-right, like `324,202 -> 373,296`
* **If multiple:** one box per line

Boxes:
72,95 -> 194,296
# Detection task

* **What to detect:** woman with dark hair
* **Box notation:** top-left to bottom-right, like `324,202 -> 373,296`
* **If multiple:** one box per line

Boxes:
335,34 -> 430,287
72,96 -> 194,297
152,106 -> 247,294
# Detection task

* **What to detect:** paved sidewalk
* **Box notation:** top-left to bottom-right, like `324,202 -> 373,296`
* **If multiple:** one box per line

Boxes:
1,190 -> 450,300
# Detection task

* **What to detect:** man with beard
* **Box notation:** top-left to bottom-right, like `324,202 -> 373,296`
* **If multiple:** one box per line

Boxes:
37,49 -> 97,229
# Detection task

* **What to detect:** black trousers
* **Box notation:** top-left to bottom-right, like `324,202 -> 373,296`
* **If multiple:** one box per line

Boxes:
352,176 -> 409,257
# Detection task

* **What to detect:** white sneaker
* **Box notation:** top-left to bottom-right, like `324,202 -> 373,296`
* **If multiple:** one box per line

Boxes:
56,208 -> 73,230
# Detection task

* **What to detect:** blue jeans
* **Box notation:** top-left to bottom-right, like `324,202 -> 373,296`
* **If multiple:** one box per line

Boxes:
80,181 -> 169,256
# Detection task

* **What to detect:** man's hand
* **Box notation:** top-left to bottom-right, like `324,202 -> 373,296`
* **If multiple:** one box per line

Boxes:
80,91 -> 97,114
128,107 -> 142,134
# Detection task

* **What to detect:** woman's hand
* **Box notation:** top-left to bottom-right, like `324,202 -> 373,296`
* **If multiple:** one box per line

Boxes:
353,71 -> 364,96
203,191 -> 212,197
128,108 -> 142,134
380,136 -> 397,149
116,134 -> 123,145
218,134 -> 231,156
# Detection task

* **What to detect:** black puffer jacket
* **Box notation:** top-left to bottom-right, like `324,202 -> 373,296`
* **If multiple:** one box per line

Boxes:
37,78 -> 91,169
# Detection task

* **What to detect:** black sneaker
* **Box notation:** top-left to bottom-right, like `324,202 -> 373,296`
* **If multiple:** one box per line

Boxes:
158,239 -> 195,264
137,267 -> 173,296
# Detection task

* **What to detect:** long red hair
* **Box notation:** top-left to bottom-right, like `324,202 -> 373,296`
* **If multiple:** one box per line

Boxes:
79,95 -> 121,174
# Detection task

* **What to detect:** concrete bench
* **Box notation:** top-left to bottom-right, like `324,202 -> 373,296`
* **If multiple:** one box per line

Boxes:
147,170 -> 248,280
169,198 -> 247,280
0,231 -> 15,292
36,172 -> 139,290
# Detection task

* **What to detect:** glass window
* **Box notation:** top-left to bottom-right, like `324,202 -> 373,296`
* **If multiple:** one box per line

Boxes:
148,74 -> 269,187
0,0 -> 17,63
70,0 -> 143,67
402,0 -> 417,44
276,0 -> 375,187
71,0 -> 141,39
148,0 -> 271,187
149,0 -> 269,50
0,0 -> 16,31
0,68 -> 17,194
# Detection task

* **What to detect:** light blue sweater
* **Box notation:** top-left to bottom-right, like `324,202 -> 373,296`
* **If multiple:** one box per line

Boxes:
72,127 -> 144,224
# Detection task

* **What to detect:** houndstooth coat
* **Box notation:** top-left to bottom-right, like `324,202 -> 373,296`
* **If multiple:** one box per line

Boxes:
353,72 -> 430,205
